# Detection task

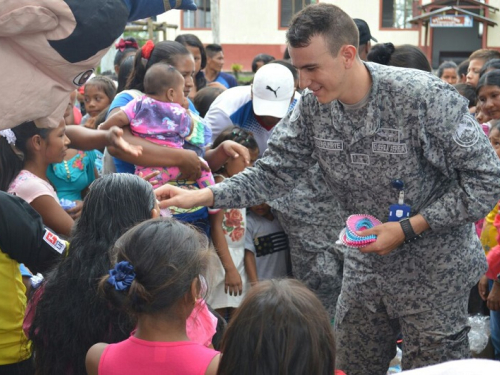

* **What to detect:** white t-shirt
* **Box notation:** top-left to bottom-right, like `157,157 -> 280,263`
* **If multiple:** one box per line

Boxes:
204,86 -> 300,157
244,211 -> 289,280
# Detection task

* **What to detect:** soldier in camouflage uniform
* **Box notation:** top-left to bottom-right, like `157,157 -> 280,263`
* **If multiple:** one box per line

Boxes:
156,4 -> 500,374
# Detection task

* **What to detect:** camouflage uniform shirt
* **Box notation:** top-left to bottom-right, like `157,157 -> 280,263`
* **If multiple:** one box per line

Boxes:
209,62 -> 500,316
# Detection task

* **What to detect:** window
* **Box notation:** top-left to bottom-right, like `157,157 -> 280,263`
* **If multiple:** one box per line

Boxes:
280,0 -> 312,28
381,0 -> 417,29
183,0 -> 211,29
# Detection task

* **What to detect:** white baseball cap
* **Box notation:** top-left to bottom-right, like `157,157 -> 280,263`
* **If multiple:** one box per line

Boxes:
252,63 -> 295,118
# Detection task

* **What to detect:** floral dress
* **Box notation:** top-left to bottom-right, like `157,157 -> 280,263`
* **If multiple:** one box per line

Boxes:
207,175 -> 248,309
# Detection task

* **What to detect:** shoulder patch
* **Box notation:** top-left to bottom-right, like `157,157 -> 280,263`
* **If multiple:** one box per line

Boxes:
452,114 -> 481,148
43,229 -> 66,255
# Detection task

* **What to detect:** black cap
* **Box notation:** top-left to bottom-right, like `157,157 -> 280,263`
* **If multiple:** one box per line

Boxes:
354,18 -> 378,45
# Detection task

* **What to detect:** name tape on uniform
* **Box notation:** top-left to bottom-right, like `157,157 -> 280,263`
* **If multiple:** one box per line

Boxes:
314,137 -> 343,151
372,142 -> 407,154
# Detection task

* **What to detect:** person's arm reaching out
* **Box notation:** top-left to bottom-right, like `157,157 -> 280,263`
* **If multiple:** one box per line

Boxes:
65,126 -> 142,157
98,110 -> 130,130
157,94 -> 317,210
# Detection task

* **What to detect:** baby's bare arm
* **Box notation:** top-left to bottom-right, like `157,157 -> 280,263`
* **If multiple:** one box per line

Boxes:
98,110 -> 130,130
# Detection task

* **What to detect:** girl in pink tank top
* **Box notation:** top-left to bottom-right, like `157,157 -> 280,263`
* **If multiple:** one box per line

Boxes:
85,218 -> 220,375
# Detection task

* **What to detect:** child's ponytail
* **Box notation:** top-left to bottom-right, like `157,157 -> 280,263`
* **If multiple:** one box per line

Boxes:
99,218 -> 213,315
98,260 -> 153,313
125,48 -> 149,92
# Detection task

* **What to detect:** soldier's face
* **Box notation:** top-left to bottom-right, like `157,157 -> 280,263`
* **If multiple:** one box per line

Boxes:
290,35 -> 349,104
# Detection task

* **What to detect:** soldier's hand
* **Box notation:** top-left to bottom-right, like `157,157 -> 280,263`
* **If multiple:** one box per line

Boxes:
357,221 -> 405,256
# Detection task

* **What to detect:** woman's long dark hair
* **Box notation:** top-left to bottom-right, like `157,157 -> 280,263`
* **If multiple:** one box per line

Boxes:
126,41 -> 191,93
0,121 -> 49,191
175,34 -> 208,91
29,174 -> 156,375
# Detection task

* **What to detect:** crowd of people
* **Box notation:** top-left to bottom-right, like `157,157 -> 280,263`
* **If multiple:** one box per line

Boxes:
3,2 -> 500,375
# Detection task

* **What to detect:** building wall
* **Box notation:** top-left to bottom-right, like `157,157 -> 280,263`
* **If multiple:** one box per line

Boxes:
158,0 -> 500,72
487,0 -> 500,47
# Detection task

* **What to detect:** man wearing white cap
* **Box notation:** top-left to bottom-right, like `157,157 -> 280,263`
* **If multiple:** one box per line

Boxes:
205,63 -> 298,157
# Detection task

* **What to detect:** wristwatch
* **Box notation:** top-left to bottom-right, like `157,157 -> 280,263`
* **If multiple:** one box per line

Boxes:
399,218 -> 421,244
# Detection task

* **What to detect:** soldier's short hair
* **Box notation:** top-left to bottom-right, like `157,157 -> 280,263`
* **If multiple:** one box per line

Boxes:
286,3 -> 359,57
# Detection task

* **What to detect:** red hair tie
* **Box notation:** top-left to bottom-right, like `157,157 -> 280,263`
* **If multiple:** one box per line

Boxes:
115,38 -> 139,52
141,40 -> 155,60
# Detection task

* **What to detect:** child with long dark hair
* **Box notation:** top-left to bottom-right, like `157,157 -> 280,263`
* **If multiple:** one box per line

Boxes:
86,218 -> 220,375
0,120 -> 142,236
28,174 -> 158,375
0,121 -> 74,235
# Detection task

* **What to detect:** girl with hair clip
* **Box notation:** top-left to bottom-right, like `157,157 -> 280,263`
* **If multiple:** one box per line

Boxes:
114,37 -> 139,77
0,121 -> 141,237
208,126 -> 259,319
217,279 -> 345,375
0,121 -> 73,236
86,218 -> 221,375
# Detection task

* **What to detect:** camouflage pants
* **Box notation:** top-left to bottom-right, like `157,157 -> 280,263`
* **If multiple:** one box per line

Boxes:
334,292 -> 471,375
290,247 -> 344,318
274,209 -> 344,318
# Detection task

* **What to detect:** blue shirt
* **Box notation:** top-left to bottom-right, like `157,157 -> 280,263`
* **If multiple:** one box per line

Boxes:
213,72 -> 238,89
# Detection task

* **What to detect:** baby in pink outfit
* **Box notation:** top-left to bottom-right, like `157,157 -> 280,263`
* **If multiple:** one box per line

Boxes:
99,63 -> 214,189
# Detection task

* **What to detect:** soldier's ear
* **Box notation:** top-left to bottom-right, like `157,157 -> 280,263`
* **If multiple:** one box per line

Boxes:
341,45 -> 357,69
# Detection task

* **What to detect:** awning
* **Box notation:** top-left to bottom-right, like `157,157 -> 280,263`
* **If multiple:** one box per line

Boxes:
408,6 -> 497,27
421,0 -> 498,13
